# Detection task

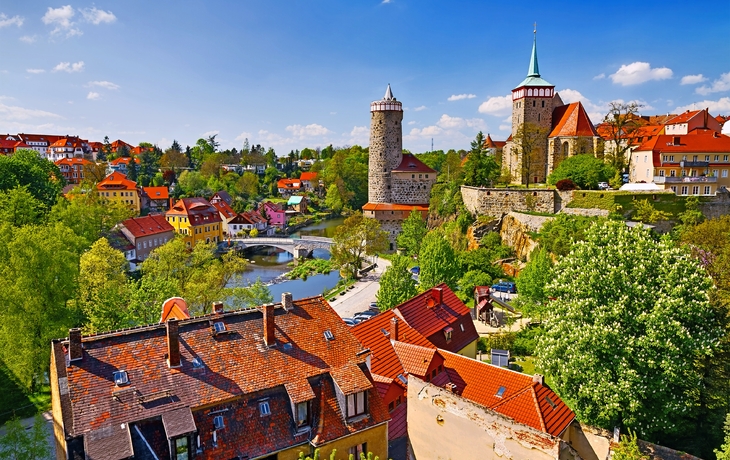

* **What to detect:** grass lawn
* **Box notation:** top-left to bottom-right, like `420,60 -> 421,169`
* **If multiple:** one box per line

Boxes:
0,363 -> 50,425
512,356 -> 536,375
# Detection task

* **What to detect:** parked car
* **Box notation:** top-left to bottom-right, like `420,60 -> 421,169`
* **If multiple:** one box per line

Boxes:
369,302 -> 379,311
354,310 -> 378,319
342,317 -> 360,326
491,282 -> 517,294
598,182 -> 610,190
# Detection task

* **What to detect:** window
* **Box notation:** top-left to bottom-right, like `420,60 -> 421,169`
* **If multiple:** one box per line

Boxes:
663,155 -> 668,162
670,186 -> 677,194
670,156 -> 674,162
723,170 -> 728,178
541,100 -> 545,108
692,186 -> 699,195
706,155 -> 710,161
444,327 -> 453,343
175,437 -> 189,460
259,400 -> 271,416
213,322 -> 226,333
213,415 -> 224,429
388,401 -> 394,411
713,170 -> 719,177
725,156 -> 729,162
296,401 -> 308,427
670,170 -> 676,177
659,170 -> 665,177
346,391 -> 367,418
644,155 -> 647,163
495,386 -> 506,398
349,443 -> 367,458
113,370 -> 129,386
705,186 -> 711,195
681,186 -> 688,195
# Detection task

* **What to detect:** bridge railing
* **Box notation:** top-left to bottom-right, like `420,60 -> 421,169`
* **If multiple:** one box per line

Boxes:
298,236 -> 333,243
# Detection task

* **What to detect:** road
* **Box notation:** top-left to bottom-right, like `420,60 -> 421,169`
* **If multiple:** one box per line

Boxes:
328,258 -> 391,318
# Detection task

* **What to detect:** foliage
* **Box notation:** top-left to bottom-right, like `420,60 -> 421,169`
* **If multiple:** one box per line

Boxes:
462,151 -> 500,187
298,448 -> 382,460
511,122 -> 549,186
554,178 -> 577,191
324,182 -> 347,214
228,278 -> 274,309
547,154 -> 617,190
537,213 -> 602,257
536,221 -> 724,439
249,227 -> 259,238
286,259 -> 333,280
0,149 -> 64,208
396,210 -> 427,257
602,101 -> 643,171
331,213 -> 388,279
126,276 -> 178,326
0,186 -> 46,227
0,223 -> 84,391
320,146 -> 369,209
0,414 -> 51,460
632,199 -> 670,223
376,255 -> 418,311
429,180 -> 464,217
612,429 -> 649,460
715,414 -> 730,460
514,247 -> 553,320
567,190 -> 687,218
675,195 -> 704,236
457,270 -> 492,300
176,170 -> 209,197
419,230 -> 460,290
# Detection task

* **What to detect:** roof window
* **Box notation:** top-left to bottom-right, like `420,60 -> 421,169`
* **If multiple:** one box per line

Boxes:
192,357 -> 204,369
213,322 -> 226,333
259,400 -> 271,416
323,330 -> 334,341
495,386 -> 506,398
546,395 -> 556,409
397,374 -> 408,386
113,370 -> 129,386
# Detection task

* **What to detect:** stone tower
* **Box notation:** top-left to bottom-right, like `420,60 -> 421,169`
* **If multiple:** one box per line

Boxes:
368,84 -> 403,203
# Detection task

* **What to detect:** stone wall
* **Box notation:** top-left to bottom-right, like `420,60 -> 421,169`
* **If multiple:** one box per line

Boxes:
368,108 -> 403,203
699,190 -> 730,218
500,212 -> 553,261
461,186 -> 557,215
392,171 -> 436,204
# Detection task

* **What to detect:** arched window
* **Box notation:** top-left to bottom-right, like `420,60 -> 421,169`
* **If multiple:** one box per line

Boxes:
528,89 -> 533,96
539,89 -> 544,96
562,142 -> 569,157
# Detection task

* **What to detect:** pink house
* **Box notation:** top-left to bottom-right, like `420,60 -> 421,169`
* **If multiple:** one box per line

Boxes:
262,201 -> 287,227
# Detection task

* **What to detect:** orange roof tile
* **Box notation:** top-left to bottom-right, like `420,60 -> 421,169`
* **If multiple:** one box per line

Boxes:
299,172 -> 318,181
549,102 -> 599,138
55,158 -> 92,166
277,178 -> 301,189
110,157 -> 139,165
143,186 -> 169,200
97,172 -> 138,190
211,199 -> 237,220
166,198 -> 222,225
121,214 -> 174,239
665,110 -> 702,125
392,153 -> 437,173
391,341 -> 437,377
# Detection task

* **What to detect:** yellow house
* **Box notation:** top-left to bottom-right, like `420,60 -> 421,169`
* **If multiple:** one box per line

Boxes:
166,197 -> 224,248
96,171 -> 141,214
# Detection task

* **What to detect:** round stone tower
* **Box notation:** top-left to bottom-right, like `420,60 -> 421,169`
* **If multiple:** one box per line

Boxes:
368,84 -> 403,203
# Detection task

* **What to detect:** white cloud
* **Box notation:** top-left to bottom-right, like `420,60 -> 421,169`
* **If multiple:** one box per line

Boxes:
413,105 -> 427,111
26,69 -> 45,74
53,61 -> 84,73
675,97 -> 730,114
405,113 -> 485,147
286,123 -> 330,137
448,94 -> 476,101
478,94 -> 512,115
498,124 -> 511,131
382,0 -> 392,3
19,35 -> 37,44
86,91 -> 100,100
407,121 -> 417,125
408,125 -> 442,138
0,102 -> 61,121
87,80 -> 119,90
80,7 -> 116,24
557,88 -> 653,122
609,62 -> 673,86
435,114 -> 484,130
0,13 -> 24,28
202,130 -> 220,138
681,74 -> 707,85
348,126 -> 369,145
42,5 -> 81,36
696,73 -> 730,95
593,73 -> 606,80
235,131 -> 252,142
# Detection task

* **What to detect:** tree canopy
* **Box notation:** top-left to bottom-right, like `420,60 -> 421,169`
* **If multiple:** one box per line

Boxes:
419,230 -> 460,290
396,210 -> 427,257
0,149 -> 65,208
547,154 -> 616,190
331,213 -> 388,279
376,255 -> 418,311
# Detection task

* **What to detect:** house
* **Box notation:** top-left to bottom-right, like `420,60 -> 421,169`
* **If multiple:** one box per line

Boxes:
118,214 -> 175,262
55,158 -> 93,185
166,197 -> 224,248
288,195 -> 307,213
481,133 -> 506,157
109,156 -> 139,175
0,138 -> 30,155
278,178 -> 302,196
211,199 -> 238,236
50,294 -> 390,460
110,139 -> 134,154
47,137 -> 87,161
263,201 -> 287,228
143,186 -> 171,213
299,172 -> 319,191
106,229 -> 137,270
96,172 -> 141,214
243,210 -> 267,231
210,190 -> 233,206
392,284 -> 479,358
227,213 -> 256,237
16,133 -> 63,157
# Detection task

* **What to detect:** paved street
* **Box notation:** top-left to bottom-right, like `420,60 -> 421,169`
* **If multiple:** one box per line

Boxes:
328,258 -> 391,318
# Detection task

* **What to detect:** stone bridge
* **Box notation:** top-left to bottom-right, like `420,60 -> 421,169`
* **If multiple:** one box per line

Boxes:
227,236 -> 334,258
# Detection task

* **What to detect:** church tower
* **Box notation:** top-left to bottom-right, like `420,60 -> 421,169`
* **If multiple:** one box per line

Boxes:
368,84 -> 403,203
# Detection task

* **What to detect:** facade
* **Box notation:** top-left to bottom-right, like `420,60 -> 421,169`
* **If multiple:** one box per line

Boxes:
211,199 -> 238,236
47,137 -> 88,161
210,190 -> 233,206
166,197 -> 224,248
118,214 -> 175,262
502,33 -> 600,185
96,172 -> 141,214
0,137 -> 30,154
243,210 -> 268,231
109,156 -> 139,175
278,178 -> 302,196
17,133 -> 63,157
363,85 -> 437,250
299,172 -> 319,191
263,201 -> 287,227
50,294 -> 390,460
142,186 -> 171,212
55,158 -> 93,185
288,195 -> 307,213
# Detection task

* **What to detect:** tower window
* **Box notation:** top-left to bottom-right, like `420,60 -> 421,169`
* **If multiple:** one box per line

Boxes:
538,114 -> 541,122
542,101 -> 545,108
533,101 -> 536,107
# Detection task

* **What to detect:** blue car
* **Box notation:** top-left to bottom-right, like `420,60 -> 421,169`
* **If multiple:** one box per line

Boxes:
491,282 -> 517,294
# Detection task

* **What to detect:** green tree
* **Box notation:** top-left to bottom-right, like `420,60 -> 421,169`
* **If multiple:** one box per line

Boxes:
547,154 -> 616,190
127,158 -> 138,182
675,196 -> 704,236
249,227 -> 259,238
612,429 -> 649,460
126,276 -> 178,326
324,182 -> 346,214
537,214 -> 601,257
458,270 -> 492,300
632,199 -> 670,223
376,255 -> 418,311
470,131 -> 486,155
0,414 -> 51,460
176,170 -> 208,197
602,101 -> 643,172
396,210 -> 427,257
237,172 -> 259,199
0,186 -> 46,227
331,213 -> 388,279
514,247 -> 553,320
229,278 -> 274,309
419,230 -> 460,290
716,414 -> 730,460
536,221 -> 724,439
462,151 -> 500,187
0,149 -> 65,208
78,238 -> 131,333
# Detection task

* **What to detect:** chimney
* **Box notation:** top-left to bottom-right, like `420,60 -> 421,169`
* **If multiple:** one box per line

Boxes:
263,303 -> 276,346
281,292 -> 293,311
390,316 -> 399,341
212,301 -> 224,315
167,318 -> 181,368
68,328 -> 83,362
532,374 -> 544,385
432,287 -> 443,306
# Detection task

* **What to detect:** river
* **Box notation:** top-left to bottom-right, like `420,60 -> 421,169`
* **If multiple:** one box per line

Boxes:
230,217 -> 346,299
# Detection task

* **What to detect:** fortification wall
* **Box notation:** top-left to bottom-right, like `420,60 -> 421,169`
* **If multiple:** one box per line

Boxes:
461,186 -> 556,215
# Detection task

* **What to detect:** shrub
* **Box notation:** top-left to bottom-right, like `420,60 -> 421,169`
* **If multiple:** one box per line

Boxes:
555,178 -> 577,191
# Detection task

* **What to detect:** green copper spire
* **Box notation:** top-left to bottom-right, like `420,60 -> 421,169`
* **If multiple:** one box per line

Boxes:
527,25 -> 539,77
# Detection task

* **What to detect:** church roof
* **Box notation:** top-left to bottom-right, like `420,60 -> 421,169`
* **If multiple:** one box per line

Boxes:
549,102 -> 599,138
392,153 -> 436,174
514,32 -> 553,89
483,134 -> 506,149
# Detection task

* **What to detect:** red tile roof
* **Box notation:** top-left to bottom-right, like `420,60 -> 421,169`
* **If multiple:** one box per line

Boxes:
432,349 -> 575,437
211,199 -> 237,220
362,203 -> 430,212
391,341 -> 437,377
549,102 -> 599,138
110,157 -> 139,165
143,186 -> 169,200
97,172 -> 138,191
52,296 -> 389,457
277,178 -> 302,190
0,139 -> 30,151
393,284 -> 479,354
387,402 -> 408,439
121,214 -> 174,238
167,198 -> 223,225
392,153 -> 437,174
299,172 -> 318,181
665,110 -> 702,125
636,130 -> 730,163
55,158 -> 92,167
482,134 -> 506,149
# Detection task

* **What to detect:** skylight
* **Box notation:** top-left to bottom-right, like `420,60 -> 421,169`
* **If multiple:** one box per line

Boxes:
192,357 -> 204,369
213,322 -> 226,333
380,328 -> 390,336
397,374 -> 408,386
113,370 -> 129,386
495,386 -> 506,398
545,395 -> 556,409
323,330 -> 334,341
259,401 -> 271,416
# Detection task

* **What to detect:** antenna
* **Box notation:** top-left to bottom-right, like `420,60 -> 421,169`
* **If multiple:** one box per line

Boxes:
431,138 -> 434,152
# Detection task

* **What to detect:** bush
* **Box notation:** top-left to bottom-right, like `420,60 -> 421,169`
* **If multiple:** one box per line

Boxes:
555,178 -> 578,191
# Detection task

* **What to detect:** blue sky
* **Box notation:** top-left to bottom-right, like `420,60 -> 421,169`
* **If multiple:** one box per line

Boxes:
1,1 -> 729,155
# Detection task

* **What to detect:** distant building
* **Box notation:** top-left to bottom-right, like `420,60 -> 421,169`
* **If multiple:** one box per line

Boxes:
287,195 -> 307,213
166,197 -> 223,248
96,172 -> 141,214
0,137 -> 30,155
55,158 -> 93,185
299,172 -> 319,191
118,214 -> 175,263
263,201 -> 287,228
50,294 -> 390,460
142,186 -> 170,213
211,199 -> 238,236
210,190 -> 233,206
109,156 -> 139,175
278,178 -> 302,196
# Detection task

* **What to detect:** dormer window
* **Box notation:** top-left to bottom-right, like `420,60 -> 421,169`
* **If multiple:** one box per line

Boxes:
213,415 -> 224,430
346,391 -> 367,418
296,401 -> 309,427
444,327 -> 453,343
213,322 -> 226,333
113,370 -> 129,386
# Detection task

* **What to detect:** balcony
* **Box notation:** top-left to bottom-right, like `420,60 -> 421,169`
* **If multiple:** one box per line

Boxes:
679,160 -> 709,168
654,176 -> 717,184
